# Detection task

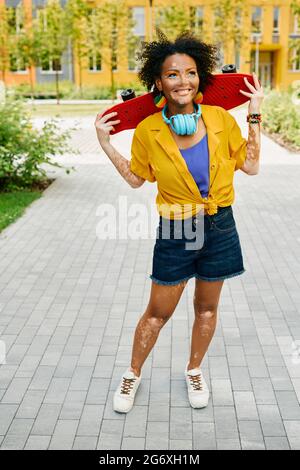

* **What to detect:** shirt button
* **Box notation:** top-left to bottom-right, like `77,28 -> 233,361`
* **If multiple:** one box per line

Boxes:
211,164 -> 215,170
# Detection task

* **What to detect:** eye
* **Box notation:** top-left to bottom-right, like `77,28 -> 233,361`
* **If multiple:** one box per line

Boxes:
167,73 -> 177,78
188,71 -> 197,76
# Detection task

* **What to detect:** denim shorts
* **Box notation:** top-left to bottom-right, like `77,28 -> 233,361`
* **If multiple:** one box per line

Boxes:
150,205 -> 245,285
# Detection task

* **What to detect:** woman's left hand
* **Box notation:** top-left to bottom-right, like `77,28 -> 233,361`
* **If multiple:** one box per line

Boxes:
239,72 -> 264,113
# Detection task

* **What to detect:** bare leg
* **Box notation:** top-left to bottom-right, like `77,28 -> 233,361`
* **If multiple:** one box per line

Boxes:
130,280 -> 188,377
187,279 -> 224,370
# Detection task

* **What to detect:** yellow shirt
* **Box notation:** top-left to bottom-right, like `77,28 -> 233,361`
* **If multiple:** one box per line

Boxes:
129,104 -> 247,219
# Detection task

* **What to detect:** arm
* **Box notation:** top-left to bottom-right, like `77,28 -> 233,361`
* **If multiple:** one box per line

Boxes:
94,111 -> 145,189
100,141 -> 145,189
240,120 -> 260,175
239,72 -> 264,176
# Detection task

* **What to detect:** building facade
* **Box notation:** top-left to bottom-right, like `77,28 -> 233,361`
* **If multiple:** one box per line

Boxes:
1,0 -> 300,90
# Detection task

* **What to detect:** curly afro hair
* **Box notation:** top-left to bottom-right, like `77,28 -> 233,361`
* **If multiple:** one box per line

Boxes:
137,30 -> 220,94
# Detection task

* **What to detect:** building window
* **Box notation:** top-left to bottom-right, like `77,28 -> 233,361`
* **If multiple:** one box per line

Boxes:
89,51 -> 101,71
7,5 -> 25,72
41,58 -> 62,73
289,46 -> 300,71
7,5 -> 24,33
190,6 -> 204,33
251,6 -> 263,33
294,14 -> 300,34
9,54 -> 26,72
131,6 -> 145,36
128,7 -> 145,71
35,7 -> 47,32
273,6 -> 280,33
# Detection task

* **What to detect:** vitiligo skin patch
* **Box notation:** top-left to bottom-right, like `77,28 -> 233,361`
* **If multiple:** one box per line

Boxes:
245,122 -> 261,169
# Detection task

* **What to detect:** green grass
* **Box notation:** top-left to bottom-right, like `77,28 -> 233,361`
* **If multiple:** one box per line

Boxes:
0,191 -> 42,233
25,103 -> 110,118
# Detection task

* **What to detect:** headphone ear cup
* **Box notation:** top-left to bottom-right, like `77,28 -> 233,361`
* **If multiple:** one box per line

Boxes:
190,114 -> 197,134
180,114 -> 186,135
183,115 -> 189,135
174,114 -> 182,135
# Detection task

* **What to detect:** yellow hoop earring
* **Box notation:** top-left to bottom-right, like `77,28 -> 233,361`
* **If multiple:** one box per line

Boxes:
194,91 -> 203,104
154,93 -> 167,109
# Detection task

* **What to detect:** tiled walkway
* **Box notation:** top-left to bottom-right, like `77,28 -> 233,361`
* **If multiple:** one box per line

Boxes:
0,106 -> 300,449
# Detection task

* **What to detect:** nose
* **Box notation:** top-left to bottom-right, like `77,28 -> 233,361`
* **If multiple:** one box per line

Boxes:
178,73 -> 189,87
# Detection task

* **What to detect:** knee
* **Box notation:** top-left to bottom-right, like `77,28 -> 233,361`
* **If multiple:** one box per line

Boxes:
193,302 -> 218,320
145,309 -> 171,330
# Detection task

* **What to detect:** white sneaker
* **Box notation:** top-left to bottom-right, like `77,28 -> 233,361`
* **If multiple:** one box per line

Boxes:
185,363 -> 209,409
113,368 -> 142,413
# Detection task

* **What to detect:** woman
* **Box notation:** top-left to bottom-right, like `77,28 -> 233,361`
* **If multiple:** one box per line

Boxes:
94,31 -> 264,414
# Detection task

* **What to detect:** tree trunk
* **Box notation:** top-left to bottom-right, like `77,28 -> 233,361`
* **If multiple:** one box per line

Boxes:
29,64 -> 35,101
55,70 -> 60,105
78,54 -> 82,99
1,68 -> 6,84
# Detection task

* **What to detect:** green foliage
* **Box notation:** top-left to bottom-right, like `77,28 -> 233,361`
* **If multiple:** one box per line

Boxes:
262,87 -> 300,149
0,98 -> 78,191
10,80 -> 147,100
156,1 -> 192,41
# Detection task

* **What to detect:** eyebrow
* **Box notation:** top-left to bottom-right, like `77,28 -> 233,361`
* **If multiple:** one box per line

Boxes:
165,67 -> 197,72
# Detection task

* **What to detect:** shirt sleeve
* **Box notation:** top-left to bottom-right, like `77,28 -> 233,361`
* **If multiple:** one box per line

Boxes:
227,113 -> 247,171
130,128 -> 156,183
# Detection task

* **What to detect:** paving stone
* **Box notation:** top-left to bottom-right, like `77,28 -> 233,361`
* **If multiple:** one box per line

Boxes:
48,420 -> 78,450
76,404 -> 104,436
24,435 -> 51,450
214,407 -> 239,439
238,420 -> 265,450
257,405 -> 286,437
193,422 -> 216,450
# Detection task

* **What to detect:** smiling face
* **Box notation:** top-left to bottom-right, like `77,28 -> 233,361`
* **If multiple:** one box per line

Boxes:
155,53 -> 200,111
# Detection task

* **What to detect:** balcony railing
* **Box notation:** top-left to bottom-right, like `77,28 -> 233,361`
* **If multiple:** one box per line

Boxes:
250,32 -> 262,43
272,33 -> 280,44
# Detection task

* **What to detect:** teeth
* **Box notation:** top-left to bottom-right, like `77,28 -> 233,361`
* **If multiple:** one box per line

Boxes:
176,90 -> 190,95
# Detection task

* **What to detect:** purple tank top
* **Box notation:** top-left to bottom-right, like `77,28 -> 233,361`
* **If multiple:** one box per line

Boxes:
179,134 -> 210,198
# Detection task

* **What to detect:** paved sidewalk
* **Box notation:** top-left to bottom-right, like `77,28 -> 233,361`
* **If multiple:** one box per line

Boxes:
0,106 -> 300,450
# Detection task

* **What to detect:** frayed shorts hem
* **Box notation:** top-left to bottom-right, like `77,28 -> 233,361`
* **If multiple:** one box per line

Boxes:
194,269 -> 246,282
149,273 -> 196,286
149,269 -> 245,286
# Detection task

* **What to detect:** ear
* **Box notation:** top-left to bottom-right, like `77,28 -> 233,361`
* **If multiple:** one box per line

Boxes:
155,78 -> 162,92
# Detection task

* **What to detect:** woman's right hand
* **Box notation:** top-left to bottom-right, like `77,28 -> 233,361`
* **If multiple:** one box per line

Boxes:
94,111 -> 120,147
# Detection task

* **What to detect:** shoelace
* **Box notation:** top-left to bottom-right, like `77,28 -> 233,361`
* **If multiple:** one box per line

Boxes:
188,373 -> 203,391
120,377 -> 136,395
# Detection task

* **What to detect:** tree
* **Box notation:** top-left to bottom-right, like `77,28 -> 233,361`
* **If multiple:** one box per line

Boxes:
35,0 -> 69,104
155,0 -> 248,71
86,0 -> 137,100
13,3 -> 43,100
65,0 -> 90,97
0,4 -> 15,84
289,0 -> 300,70
212,0 -> 249,69
155,0 -> 192,41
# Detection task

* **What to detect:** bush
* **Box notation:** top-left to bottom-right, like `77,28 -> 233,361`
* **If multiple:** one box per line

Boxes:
9,80 -> 147,100
262,87 -> 300,150
0,98 -> 78,191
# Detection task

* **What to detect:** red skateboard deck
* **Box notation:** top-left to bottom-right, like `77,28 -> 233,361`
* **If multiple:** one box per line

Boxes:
102,73 -> 258,134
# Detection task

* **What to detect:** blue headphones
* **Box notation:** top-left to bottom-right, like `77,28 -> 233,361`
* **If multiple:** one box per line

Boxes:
162,103 -> 202,136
